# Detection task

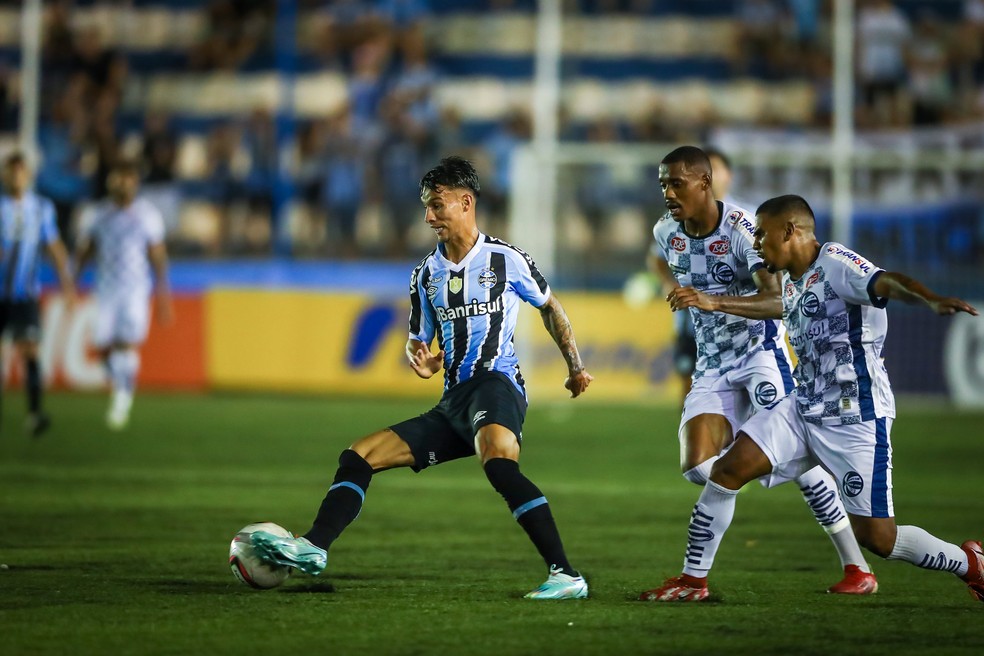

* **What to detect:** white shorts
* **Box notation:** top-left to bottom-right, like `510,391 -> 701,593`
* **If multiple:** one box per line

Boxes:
680,347 -> 795,439
740,394 -> 895,518
92,293 -> 151,348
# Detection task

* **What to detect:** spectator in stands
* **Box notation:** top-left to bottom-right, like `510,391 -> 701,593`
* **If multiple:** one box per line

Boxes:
140,112 -> 182,235
348,37 -> 392,130
907,11 -> 953,126
857,0 -> 912,127
321,105 -> 377,257
576,118 -> 622,239
734,0 -> 787,77
190,0 -> 275,71
376,93 -> 433,257
480,109 -> 531,230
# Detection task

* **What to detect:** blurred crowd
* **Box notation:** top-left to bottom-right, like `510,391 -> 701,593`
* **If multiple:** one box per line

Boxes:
0,0 -> 981,259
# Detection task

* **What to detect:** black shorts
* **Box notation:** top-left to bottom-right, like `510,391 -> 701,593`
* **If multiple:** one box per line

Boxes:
389,372 -> 528,472
0,300 -> 41,342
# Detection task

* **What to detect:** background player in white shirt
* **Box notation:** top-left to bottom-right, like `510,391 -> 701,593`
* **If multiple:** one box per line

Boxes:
75,160 -> 173,430
0,152 -> 76,437
647,194 -> 983,603
640,147 -> 876,600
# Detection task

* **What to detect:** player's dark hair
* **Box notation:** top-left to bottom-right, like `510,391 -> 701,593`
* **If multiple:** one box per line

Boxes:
420,156 -> 481,198
703,146 -> 731,170
661,145 -> 712,175
110,158 -> 142,176
3,151 -> 27,168
756,194 -> 816,226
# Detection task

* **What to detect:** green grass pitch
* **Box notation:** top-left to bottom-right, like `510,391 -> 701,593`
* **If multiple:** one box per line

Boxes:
1,392 -> 981,655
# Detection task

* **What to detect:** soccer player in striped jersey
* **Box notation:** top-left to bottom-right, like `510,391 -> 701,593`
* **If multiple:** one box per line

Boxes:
640,147 -> 876,601
251,156 -> 594,599
75,160 -> 173,430
647,194 -> 983,603
0,152 -> 77,437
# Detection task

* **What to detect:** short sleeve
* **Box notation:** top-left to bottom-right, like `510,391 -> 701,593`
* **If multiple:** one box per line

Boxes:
75,205 -> 98,245
508,247 -> 551,308
408,261 -> 436,343
40,199 -> 60,244
143,203 -> 166,245
822,243 -> 888,308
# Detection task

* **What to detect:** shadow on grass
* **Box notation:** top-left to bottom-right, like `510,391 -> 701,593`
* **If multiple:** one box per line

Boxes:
157,580 -> 246,594
281,582 -> 337,593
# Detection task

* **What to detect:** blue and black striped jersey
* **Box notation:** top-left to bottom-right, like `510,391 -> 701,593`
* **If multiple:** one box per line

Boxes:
408,232 -> 551,398
0,192 -> 60,301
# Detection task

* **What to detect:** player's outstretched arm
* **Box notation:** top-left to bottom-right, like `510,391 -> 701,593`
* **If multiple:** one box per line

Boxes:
405,339 -> 444,379
666,268 -> 783,320
871,272 -> 979,316
538,294 -> 593,398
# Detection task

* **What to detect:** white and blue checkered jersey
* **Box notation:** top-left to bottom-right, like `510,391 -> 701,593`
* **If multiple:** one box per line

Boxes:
652,201 -> 786,379
782,242 -> 894,426
0,192 -> 60,301
408,232 -> 551,398
79,198 -> 165,297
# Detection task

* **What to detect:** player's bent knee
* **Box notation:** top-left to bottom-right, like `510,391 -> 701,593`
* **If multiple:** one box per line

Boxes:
350,429 -> 414,471
476,424 -> 520,463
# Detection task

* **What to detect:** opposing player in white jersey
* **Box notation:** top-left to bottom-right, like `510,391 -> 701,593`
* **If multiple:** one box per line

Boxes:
75,160 -> 173,430
249,156 -> 594,599
640,147 -> 876,600
0,152 -> 77,437
647,194 -> 984,603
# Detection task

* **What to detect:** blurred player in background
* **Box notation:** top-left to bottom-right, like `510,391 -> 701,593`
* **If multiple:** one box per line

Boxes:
250,156 -> 594,600
646,194 -> 983,603
640,147 -> 876,600
75,160 -> 173,430
0,152 -> 77,437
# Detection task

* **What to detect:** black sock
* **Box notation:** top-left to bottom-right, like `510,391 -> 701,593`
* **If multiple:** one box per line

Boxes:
303,449 -> 373,550
483,457 -> 577,577
26,358 -> 42,414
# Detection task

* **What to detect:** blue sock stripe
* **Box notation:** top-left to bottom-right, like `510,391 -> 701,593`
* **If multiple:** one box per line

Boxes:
329,481 -> 366,504
512,496 -> 548,520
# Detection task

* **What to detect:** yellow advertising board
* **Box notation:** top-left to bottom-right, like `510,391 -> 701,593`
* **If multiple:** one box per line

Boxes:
516,292 -> 678,403
205,289 -> 678,403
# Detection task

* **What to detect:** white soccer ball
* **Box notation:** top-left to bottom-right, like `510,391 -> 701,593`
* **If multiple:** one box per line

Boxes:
229,522 -> 293,590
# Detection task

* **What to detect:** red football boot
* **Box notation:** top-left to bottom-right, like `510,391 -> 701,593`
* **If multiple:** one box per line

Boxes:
639,574 -> 710,602
960,540 -> 984,603
827,565 -> 878,595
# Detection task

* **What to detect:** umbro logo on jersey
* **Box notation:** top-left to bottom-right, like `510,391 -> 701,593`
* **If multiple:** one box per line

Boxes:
472,410 -> 487,425
806,272 -> 821,287
448,277 -> 462,294
670,236 -> 687,252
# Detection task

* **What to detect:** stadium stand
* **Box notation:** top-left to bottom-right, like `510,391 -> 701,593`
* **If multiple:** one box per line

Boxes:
0,0 -> 980,267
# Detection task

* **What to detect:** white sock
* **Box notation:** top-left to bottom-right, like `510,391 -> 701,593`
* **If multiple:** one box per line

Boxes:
108,350 -> 140,394
889,525 -> 968,577
796,466 -> 868,572
681,480 -> 739,578
683,455 -> 718,485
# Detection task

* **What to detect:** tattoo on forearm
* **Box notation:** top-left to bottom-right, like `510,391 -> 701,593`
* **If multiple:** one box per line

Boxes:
541,301 -> 583,372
